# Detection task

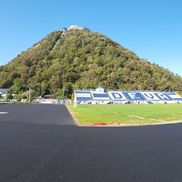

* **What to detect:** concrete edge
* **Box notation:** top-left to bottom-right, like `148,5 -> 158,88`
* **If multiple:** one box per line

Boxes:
65,105 -> 79,126
78,120 -> 182,127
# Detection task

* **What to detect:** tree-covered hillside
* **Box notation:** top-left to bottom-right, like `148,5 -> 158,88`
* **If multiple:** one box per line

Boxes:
0,26 -> 182,98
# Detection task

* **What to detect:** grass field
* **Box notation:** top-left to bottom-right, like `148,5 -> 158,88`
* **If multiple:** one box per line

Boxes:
67,104 -> 182,126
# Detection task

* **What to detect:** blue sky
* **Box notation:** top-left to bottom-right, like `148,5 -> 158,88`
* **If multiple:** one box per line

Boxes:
0,0 -> 182,75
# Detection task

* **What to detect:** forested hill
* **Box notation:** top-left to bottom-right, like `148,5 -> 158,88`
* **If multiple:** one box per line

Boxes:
0,25 -> 182,98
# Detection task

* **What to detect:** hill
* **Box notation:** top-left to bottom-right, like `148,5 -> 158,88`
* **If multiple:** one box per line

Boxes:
0,25 -> 182,98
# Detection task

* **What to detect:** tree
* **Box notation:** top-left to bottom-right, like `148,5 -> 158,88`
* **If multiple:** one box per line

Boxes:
6,93 -> 13,100
55,89 -> 64,99
0,28 -> 182,98
63,83 -> 73,98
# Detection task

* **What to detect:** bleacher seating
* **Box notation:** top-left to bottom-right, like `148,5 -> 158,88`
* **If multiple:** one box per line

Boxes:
91,93 -> 110,100
75,88 -> 182,104
75,91 -> 92,103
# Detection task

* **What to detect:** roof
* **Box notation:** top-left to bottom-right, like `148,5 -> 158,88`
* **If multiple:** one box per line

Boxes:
0,88 -> 9,95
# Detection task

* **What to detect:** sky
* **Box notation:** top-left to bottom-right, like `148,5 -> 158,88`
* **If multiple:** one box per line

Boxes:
0,0 -> 182,75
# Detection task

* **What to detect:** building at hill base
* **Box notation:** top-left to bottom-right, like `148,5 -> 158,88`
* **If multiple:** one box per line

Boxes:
74,87 -> 182,104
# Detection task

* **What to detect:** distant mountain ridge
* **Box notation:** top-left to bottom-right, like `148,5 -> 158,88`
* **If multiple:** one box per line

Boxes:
0,25 -> 182,98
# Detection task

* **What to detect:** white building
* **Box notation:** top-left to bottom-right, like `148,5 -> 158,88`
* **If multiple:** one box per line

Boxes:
0,88 -> 9,98
67,25 -> 88,31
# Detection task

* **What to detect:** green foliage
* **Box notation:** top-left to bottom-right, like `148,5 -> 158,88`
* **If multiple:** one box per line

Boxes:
13,93 -> 23,101
63,82 -> 73,98
0,29 -> 182,98
6,93 -> 13,100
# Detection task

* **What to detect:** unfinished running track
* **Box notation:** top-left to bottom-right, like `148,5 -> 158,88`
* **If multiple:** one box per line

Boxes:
0,104 -> 182,182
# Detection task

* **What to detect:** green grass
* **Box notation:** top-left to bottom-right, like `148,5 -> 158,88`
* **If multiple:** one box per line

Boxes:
67,104 -> 182,125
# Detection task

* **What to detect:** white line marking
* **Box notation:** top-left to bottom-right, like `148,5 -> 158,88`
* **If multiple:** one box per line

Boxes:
0,112 -> 8,115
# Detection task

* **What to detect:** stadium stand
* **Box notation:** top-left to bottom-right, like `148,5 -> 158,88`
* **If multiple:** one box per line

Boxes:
90,87 -> 110,104
75,90 -> 93,104
75,87 -> 182,104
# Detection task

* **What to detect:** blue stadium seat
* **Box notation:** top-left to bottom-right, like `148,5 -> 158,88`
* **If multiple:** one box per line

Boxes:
154,93 -> 173,101
92,93 -> 109,98
123,92 -> 145,101
77,97 -> 92,101
75,91 -> 92,101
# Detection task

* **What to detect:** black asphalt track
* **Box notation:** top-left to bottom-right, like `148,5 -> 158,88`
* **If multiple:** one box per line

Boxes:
0,104 -> 75,125
0,104 -> 182,182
